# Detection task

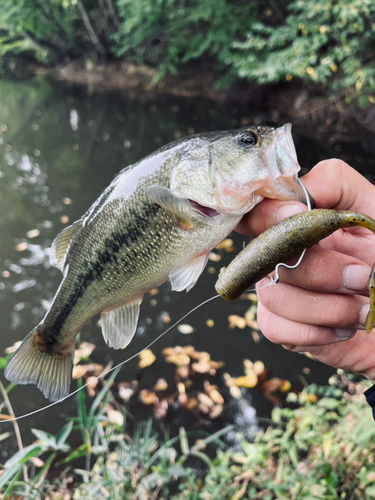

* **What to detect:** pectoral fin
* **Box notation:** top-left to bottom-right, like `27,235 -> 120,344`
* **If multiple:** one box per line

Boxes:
50,220 -> 81,271
169,253 -> 210,292
146,185 -> 193,231
101,298 -> 142,349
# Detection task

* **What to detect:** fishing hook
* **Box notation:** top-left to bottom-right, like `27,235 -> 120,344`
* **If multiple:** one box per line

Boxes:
273,177 -> 313,283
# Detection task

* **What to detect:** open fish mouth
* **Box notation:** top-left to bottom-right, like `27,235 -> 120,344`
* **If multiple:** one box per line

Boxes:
189,200 -> 219,217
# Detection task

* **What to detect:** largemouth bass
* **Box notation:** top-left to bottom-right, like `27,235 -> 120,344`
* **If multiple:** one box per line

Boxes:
5,123 -> 307,402
215,209 -> 375,333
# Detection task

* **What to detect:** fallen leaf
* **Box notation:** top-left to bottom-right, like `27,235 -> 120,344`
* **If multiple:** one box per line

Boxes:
243,359 -> 253,374
209,389 -> 224,405
177,324 -> 194,335
182,345 -> 195,355
197,392 -> 214,408
209,252 -> 221,262
153,399 -> 168,419
229,386 -> 242,399
216,239 -> 234,250
138,349 -> 156,369
252,331 -> 260,343
177,366 -> 190,378
190,350 -> 210,361
281,380 -> 292,392
86,376 -> 98,397
234,373 -> 258,388
5,341 -> 22,354
165,353 -> 190,366
29,457 -> 44,467
107,409 -> 124,426
228,315 -> 247,329
139,389 -> 158,405
209,404 -> 224,419
74,342 -> 96,364
192,360 -> 211,374
118,382 -> 137,402
186,398 -> 198,410
177,382 -> 186,394
154,378 -> 168,391
253,361 -> 265,376
72,365 -> 89,379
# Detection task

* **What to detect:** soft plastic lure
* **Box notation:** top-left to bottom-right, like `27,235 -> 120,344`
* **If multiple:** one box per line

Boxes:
215,209 -> 375,334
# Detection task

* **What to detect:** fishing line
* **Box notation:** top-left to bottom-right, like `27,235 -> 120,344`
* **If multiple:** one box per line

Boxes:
1,294 -> 222,423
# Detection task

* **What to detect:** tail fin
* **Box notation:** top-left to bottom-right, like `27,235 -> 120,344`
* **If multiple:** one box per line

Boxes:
4,330 -> 74,402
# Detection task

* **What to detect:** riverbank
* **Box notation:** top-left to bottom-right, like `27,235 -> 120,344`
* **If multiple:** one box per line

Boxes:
27,59 -> 371,134
2,371 -> 374,499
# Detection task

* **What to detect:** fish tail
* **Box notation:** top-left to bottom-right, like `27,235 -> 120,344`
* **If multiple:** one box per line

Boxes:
4,328 -> 74,402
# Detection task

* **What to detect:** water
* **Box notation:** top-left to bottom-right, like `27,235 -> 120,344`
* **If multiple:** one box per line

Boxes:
1,76 -> 374,459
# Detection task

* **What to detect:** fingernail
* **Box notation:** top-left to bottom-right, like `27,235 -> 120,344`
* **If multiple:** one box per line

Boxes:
343,264 -> 371,292
277,204 -> 305,222
358,304 -> 370,329
334,328 -> 356,339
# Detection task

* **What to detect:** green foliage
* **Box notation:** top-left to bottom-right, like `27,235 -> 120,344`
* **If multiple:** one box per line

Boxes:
229,0 -> 375,107
2,372 -> 375,499
112,0 -> 256,81
0,0 -> 76,60
0,0 -> 374,108
176,376 -> 375,500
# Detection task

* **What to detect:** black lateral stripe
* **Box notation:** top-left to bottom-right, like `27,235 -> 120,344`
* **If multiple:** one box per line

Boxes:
51,202 -> 162,333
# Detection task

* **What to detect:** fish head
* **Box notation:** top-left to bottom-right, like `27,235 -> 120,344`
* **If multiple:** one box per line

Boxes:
170,123 -> 306,216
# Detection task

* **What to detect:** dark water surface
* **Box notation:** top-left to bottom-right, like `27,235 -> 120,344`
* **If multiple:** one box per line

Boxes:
1,77 -> 375,460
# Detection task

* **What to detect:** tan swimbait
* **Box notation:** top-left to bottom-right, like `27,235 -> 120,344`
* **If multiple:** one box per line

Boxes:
215,209 -> 375,333
5,123 -> 308,402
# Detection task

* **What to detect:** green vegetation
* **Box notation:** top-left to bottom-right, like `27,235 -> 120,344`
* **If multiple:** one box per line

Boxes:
0,0 -> 374,107
1,370 -> 375,499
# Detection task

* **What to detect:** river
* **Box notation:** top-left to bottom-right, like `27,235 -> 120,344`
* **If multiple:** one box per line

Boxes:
1,76 -> 374,460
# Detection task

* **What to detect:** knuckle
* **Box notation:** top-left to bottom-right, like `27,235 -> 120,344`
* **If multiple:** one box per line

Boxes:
316,158 -> 351,177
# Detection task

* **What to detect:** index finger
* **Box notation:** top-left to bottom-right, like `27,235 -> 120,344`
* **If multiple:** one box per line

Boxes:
237,159 -> 375,236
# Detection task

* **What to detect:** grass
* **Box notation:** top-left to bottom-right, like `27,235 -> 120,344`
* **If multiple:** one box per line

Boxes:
1,370 -> 375,499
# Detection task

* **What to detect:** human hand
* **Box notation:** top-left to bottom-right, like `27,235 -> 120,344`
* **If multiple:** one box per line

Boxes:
236,159 -> 375,381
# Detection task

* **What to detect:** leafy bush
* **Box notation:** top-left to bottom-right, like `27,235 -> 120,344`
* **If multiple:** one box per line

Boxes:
228,0 -> 375,107
112,0 -> 256,81
0,0 -> 374,108
2,372 -> 375,499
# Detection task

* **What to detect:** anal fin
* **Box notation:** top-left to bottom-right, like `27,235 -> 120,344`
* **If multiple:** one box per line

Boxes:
169,253 -> 210,292
101,298 -> 142,349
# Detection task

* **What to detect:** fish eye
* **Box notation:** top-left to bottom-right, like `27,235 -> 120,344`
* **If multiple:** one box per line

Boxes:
238,131 -> 258,148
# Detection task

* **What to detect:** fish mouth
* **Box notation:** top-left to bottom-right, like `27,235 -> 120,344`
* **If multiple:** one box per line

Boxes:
189,200 -> 219,217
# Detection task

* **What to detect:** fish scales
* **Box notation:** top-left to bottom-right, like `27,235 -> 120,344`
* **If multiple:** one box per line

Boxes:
5,123 -> 309,401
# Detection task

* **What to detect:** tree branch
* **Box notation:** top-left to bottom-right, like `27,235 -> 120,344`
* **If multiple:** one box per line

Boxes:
76,0 -> 106,57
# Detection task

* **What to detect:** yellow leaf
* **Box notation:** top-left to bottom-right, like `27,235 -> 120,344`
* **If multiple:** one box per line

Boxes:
139,349 -> 156,369
228,315 -> 247,329
234,373 -> 258,388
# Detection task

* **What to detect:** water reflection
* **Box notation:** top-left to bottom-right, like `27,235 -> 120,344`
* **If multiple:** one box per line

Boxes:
0,76 -> 374,453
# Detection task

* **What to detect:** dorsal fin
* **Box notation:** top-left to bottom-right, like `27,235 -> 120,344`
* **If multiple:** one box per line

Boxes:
50,221 -> 80,271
